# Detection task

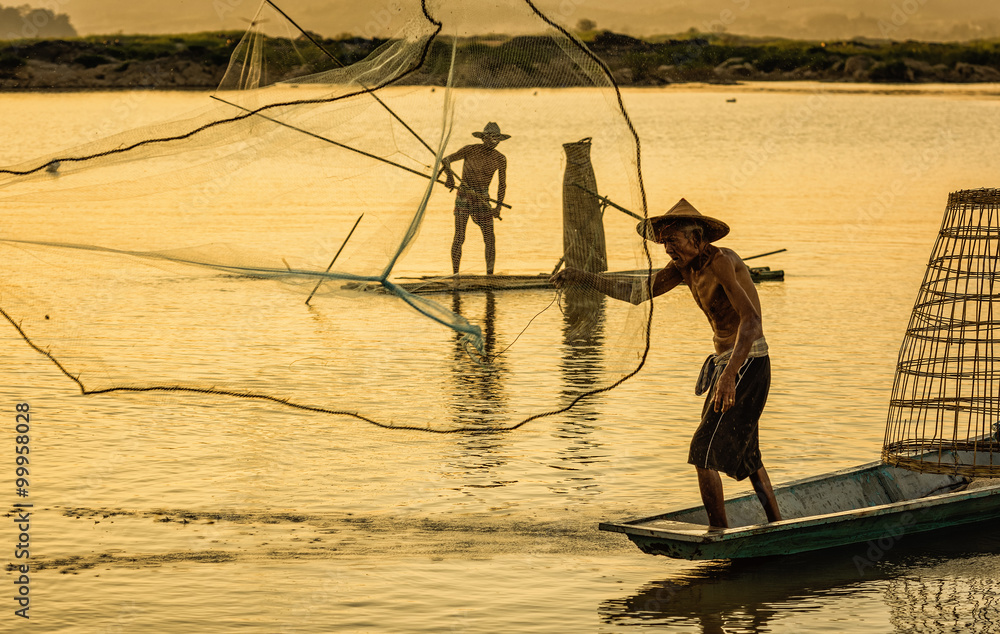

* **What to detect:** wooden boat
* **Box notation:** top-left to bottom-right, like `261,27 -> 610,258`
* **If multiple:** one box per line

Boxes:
748,266 -> 783,282
355,266 -> 784,295
599,457 -> 1000,560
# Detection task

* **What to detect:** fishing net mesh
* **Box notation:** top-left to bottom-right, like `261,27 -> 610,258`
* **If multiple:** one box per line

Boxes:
883,188 -> 1000,475
0,0 -> 653,431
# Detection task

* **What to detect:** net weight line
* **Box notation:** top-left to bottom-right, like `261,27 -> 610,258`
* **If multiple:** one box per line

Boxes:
0,0 -> 443,179
0,299 -> 605,435
0,0 -> 652,434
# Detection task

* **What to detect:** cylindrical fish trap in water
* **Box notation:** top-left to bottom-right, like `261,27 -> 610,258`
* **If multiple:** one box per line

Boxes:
883,188 -> 1000,476
562,137 -> 607,274
560,137 -> 608,340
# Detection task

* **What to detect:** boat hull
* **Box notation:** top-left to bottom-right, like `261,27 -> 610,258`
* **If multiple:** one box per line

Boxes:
600,460 -> 1000,560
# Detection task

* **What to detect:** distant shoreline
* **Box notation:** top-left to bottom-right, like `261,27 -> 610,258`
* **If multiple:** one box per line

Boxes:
1,31 -> 998,90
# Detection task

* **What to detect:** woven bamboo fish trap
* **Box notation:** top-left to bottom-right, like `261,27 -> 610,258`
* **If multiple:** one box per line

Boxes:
562,137 -> 607,274
883,188 -> 1000,476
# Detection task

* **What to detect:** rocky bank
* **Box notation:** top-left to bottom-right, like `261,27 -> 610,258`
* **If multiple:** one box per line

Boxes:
1,32 -> 999,90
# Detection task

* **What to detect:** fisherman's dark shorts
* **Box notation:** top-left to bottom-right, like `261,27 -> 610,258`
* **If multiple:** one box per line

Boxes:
688,355 -> 770,481
455,191 -> 493,228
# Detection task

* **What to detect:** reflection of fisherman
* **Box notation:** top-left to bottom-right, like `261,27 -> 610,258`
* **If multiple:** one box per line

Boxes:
439,122 -> 508,276
551,199 -> 782,529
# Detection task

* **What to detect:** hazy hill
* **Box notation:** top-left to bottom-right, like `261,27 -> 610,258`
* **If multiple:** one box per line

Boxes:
0,4 -> 75,40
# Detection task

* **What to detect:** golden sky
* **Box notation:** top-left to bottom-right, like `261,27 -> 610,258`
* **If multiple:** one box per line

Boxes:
52,0 -> 1000,40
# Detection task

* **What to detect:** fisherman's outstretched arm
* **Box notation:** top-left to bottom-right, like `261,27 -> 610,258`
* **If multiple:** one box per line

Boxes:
551,265 -> 681,304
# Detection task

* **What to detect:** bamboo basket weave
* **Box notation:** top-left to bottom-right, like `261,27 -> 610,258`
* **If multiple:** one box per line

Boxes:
883,188 -> 1000,476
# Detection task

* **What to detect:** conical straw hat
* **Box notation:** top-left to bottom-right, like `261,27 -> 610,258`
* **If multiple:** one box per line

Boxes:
472,121 -> 511,141
636,198 -> 730,243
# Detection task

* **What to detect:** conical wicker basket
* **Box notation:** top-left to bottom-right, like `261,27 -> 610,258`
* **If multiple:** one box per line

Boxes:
883,188 -> 1000,476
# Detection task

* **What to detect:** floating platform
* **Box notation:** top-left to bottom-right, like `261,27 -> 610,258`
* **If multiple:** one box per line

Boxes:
352,266 -> 784,295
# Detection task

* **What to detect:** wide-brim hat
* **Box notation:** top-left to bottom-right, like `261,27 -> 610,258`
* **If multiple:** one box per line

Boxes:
636,198 -> 730,243
472,121 -> 511,141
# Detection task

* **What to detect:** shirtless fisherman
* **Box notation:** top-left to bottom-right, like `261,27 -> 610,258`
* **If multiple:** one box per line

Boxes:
551,198 -> 782,528
439,122 -> 508,276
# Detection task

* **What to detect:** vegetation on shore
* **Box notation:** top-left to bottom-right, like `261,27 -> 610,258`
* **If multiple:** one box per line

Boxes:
1,29 -> 999,89
588,31 -> 1000,84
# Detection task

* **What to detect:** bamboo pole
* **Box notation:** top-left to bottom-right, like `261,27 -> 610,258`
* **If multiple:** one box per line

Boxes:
571,183 -> 643,220
742,248 -> 787,261
305,214 -> 364,305
210,96 -> 511,211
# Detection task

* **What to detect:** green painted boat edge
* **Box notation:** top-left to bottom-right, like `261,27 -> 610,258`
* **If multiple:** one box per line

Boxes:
616,487 -> 1000,559
599,460 -> 1000,560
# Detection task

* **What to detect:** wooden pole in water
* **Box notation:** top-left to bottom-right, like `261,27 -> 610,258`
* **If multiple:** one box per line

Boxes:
305,214 -> 364,306
562,138 -> 607,274
571,183 -> 642,221
742,248 -> 787,261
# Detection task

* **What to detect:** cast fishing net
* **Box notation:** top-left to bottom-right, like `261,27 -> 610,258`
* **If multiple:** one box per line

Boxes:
0,0 -> 652,431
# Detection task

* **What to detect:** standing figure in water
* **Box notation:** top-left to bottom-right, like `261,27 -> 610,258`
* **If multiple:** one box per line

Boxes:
439,122 -> 508,276
551,199 -> 782,528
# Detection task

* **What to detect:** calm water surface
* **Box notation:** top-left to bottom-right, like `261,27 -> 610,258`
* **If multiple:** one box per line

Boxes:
3,83 -> 1000,632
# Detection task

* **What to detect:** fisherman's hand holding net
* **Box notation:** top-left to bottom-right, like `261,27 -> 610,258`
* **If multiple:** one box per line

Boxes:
442,167 -> 456,191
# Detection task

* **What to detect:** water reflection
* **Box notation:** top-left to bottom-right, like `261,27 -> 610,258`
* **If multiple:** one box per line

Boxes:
550,287 -> 608,488
446,290 -> 510,472
449,290 -> 507,426
599,522 -> 1000,632
886,573 -> 1000,633
559,286 -> 605,419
